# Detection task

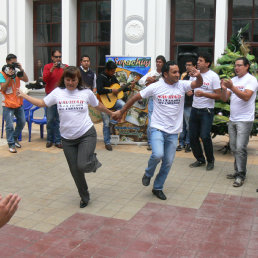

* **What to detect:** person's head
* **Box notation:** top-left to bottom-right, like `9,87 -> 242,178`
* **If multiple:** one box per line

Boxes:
197,53 -> 212,72
162,61 -> 180,85
234,57 -> 250,77
105,61 -> 117,77
59,66 -> 83,91
80,55 -> 91,70
156,55 -> 166,72
6,54 -> 17,65
51,50 -> 62,64
185,57 -> 197,73
37,59 -> 43,67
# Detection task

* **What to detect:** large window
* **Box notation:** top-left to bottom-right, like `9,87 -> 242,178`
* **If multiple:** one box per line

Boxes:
228,0 -> 258,61
77,0 -> 111,74
170,0 -> 216,69
33,0 -> 61,80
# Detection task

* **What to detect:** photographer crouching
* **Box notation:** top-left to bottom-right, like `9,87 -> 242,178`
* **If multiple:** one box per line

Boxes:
0,54 -> 28,153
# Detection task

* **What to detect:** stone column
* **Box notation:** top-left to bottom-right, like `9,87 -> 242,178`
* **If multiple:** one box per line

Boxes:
214,0 -> 228,63
62,0 -> 77,66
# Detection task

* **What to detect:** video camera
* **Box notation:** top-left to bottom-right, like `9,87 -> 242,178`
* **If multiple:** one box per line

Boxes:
2,62 -> 24,79
25,79 -> 45,90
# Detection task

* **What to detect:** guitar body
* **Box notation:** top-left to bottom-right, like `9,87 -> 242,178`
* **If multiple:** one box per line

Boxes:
98,83 -> 124,109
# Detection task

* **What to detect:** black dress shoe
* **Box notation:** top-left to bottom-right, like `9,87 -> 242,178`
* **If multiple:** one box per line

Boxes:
226,173 -> 237,179
80,200 -> 88,208
189,160 -> 205,168
105,144 -> 113,151
152,189 -> 167,200
185,144 -> 191,153
142,174 -> 151,186
147,145 -> 152,151
46,142 -> 53,148
55,143 -> 63,149
206,162 -> 214,171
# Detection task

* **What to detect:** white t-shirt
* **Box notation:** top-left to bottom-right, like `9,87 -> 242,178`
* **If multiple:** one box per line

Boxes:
140,79 -> 192,134
229,73 -> 258,122
44,87 -> 99,139
138,69 -> 162,86
192,69 -> 220,109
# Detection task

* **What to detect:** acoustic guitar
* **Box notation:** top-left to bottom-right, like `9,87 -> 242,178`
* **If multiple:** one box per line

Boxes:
97,82 -> 132,109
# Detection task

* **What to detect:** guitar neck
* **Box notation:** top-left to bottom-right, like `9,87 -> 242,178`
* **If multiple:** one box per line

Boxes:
117,82 -> 131,93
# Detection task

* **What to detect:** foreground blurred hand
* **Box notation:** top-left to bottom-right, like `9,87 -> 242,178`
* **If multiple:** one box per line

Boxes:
0,194 -> 21,228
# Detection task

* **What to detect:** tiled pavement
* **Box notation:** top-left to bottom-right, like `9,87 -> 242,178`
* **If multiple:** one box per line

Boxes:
0,123 -> 258,257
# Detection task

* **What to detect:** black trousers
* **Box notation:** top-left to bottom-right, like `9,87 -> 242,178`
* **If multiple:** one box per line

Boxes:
62,126 -> 98,202
189,107 -> 215,163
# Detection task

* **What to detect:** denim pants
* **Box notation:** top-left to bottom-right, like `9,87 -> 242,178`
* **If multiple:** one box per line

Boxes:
62,126 -> 98,202
101,99 -> 125,145
46,104 -> 61,144
3,106 -> 25,147
145,128 -> 178,190
228,121 -> 253,179
189,107 -> 214,163
179,106 -> 191,146
147,97 -> 153,145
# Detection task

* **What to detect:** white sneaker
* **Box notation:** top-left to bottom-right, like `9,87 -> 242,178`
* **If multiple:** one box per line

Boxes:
15,140 -> 21,148
9,146 -> 17,153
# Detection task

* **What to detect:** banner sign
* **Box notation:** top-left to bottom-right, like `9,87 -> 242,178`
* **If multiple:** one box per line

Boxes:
105,56 -> 151,144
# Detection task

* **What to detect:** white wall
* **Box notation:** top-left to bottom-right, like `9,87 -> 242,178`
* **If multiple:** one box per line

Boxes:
214,0 -> 228,63
8,0 -> 33,84
1,0 -> 230,77
110,0 -> 170,70
0,0 -> 8,65
62,0 -> 77,66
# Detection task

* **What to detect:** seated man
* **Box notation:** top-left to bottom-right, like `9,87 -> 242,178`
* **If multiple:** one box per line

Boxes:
97,61 -> 134,151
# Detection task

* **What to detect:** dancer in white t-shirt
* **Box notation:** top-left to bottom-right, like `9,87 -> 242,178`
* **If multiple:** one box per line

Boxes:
113,61 -> 203,200
189,53 -> 221,171
18,66 -> 114,208
221,57 -> 258,187
139,55 -> 166,151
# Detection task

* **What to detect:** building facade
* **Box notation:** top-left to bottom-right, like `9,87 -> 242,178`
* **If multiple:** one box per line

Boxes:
0,0 -> 257,82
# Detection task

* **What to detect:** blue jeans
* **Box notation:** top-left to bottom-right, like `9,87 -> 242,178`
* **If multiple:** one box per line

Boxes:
147,97 -> 153,145
101,99 -> 125,145
46,104 -> 61,144
3,106 -> 25,147
189,107 -> 214,163
228,121 -> 253,179
145,128 -> 178,190
179,106 -> 191,146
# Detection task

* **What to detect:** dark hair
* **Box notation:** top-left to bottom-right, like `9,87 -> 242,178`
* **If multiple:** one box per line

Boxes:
51,49 -> 61,57
185,57 -> 197,66
156,55 -> 166,64
198,52 -> 213,68
6,54 -> 17,62
105,61 -> 117,70
235,57 -> 250,72
58,66 -> 84,90
80,55 -> 91,61
161,61 -> 177,76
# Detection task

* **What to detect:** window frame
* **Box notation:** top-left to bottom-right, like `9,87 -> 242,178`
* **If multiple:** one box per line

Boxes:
170,0 -> 216,60
33,0 -> 62,79
227,0 -> 258,48
77,0 -> 111,74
